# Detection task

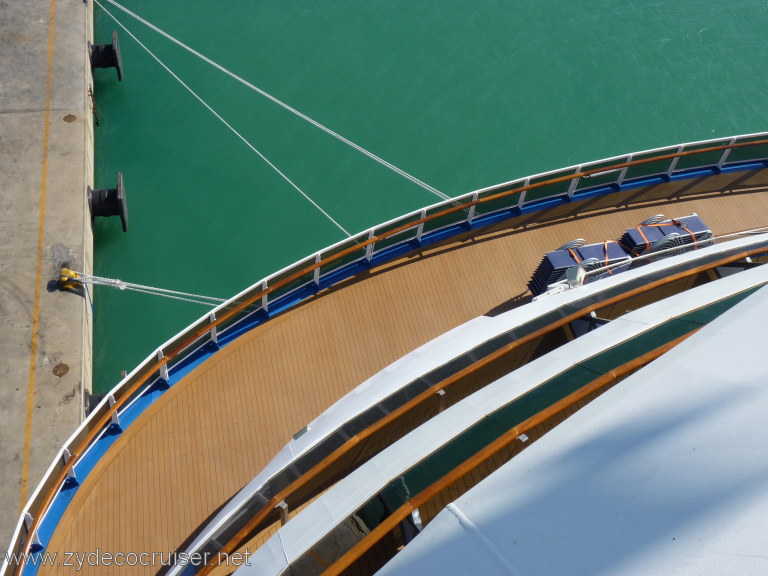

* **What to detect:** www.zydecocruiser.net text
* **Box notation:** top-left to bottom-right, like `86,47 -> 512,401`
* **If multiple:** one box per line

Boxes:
5,549 -> 252,570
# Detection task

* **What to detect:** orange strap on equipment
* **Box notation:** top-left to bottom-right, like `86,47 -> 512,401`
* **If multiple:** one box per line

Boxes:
603,241 -> 613,275
635,226 -> 652,253
672,219 -> 698,248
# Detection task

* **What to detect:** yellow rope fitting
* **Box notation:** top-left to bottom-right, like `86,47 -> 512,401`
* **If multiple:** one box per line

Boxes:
59,267 -> 81,290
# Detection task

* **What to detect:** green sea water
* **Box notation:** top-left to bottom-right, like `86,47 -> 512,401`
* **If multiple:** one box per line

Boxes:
92,0 -> 768,393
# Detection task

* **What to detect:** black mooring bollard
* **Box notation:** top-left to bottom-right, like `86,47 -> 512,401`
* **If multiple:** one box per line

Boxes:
89,30 -> 123,81
88,172 -> 128,232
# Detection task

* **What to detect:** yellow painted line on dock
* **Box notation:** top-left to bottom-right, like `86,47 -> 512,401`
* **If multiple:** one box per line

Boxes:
20,0 -> 57,513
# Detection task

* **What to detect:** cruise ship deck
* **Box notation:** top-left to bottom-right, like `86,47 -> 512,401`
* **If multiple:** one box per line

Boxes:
26,160 -> 768,575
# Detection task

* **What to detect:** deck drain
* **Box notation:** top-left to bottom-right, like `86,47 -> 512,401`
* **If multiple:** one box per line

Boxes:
63,114 -> 77,123
52,363 -> 69,377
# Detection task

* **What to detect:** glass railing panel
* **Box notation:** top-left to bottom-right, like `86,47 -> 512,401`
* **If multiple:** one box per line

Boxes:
161,316 -> 212,349
523,169 -> 576,203
727,135 -> 768,164
421,201 -> 471,236
622,151 -> 676,181
575,158 -> 627,191
674,140 -> 732,172
214,297 -> 259,324
267,256 -> 317,301
354,417 -> 507,530
318,236 -> 369,277
371,214 -> 422,255
473,186 -> 521,217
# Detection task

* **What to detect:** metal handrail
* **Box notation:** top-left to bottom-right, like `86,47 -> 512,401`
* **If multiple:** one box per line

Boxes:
322,334 -> 697,576
5,132 -> 768,576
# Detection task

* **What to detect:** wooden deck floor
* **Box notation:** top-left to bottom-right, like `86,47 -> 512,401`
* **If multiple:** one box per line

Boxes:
40,172 -> 768,575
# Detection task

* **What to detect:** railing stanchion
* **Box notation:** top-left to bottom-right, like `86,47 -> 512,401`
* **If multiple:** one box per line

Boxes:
667,145 -> 684,176
157,350 -> 170,385
718,138 -> 737,169
277,501 -> 290,526
107,394 -> 121,427
208,313 -> 218,347
466,193 -> 479,225
365,230 -> 375,262
518,178 -> 530,207
617,155 -> 632,186
416,210 -> 427,243
62,449 -> 77,482
24,513 -> 42,551
437,389 -> 446,413
261,281 -> 269,313
567,167 -> 582,198
314,253 -> 321,285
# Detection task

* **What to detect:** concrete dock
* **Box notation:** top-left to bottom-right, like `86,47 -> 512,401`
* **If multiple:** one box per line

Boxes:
0,0 -> 93,553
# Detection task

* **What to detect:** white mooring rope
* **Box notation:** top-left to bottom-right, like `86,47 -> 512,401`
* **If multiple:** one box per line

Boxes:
94,0 -> 352,238
69,270 -> 226,307
99,0 -> 450,202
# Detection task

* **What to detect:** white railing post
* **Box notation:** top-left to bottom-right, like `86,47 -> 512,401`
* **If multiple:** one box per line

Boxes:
313,253 -> 321,285
667,145 -> 684,176
365,229 -> 375,262
157,349 -> 169,383
718,138 -> 737,168
517,178 -> 530,207
208,313 -> 218,346
107,394 -> 120,426
416,209 -> 427,242
617,155 -> 632,185
24,513 -> 42,549
62,448 -> 77,481
567,167 -> 582,198
261,280 -> 269,312
466,193 -> 479,224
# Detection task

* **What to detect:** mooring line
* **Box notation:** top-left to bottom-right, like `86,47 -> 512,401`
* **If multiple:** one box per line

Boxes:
94,0 -> 352,238
66,270 -> 226,307
101,0 -> 450,202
